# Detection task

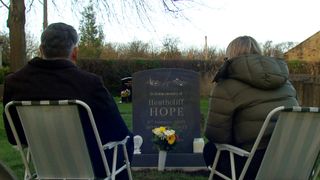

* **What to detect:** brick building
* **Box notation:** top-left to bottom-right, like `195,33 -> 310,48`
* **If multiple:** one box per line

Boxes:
284,31 -> 320,61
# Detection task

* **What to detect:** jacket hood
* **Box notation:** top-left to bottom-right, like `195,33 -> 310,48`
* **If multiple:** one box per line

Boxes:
215,54 -> 289,90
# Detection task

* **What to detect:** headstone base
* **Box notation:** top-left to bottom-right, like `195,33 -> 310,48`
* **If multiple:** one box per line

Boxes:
132,153 -> 206,167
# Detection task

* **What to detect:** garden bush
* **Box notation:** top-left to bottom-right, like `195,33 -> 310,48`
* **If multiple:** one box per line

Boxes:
78,58 -> 320,96
0,66 -> 10,84
78,59 -> 223,95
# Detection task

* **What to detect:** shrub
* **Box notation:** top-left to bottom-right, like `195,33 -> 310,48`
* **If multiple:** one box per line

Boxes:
77,59 -> 223,95
287,60 -> 320,75
0,66 -> 10,84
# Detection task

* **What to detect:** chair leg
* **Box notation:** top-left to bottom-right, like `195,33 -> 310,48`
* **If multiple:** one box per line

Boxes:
239,153 -> 254,180
311,164 -> 320,180
208,150 -> 221,180
112,146 -> 118,180
122,144 -> 133,180
229,152 -> 236,180
24,149 -> 31,180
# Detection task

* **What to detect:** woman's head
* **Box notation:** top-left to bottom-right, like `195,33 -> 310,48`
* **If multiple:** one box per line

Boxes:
226,36 -> 262,59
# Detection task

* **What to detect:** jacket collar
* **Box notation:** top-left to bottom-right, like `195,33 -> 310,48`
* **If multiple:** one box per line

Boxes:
28,57 -> 77,69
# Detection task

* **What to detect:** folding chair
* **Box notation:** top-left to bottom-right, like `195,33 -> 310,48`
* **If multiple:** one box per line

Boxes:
208,106 -> 320,180
4,100 -> 133,180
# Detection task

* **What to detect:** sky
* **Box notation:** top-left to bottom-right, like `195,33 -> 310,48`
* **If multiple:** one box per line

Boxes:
1,0 -> 320,50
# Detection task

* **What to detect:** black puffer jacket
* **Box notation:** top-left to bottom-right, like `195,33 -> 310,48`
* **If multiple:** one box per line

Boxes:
205,54 -> 298,150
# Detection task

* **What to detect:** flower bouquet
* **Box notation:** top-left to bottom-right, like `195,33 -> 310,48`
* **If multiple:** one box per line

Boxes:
120,89 -> 130,98
152,126 -> 178,171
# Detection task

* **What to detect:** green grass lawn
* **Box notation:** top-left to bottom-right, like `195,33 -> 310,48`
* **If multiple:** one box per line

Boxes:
0,97 -> 210,180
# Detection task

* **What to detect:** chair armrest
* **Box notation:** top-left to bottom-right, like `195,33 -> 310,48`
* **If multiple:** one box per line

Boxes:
215,143 -> 250,157
12,144 -> 28,151
103,136 -> 130,150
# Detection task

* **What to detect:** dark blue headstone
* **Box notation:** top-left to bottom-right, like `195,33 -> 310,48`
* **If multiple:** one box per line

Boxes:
133,68 -> 201,154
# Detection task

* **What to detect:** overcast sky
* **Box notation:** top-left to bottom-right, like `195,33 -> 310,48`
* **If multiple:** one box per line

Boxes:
1,0 -> 320,50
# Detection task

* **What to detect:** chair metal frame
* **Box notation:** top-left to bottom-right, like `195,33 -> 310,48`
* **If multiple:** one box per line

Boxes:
208,106 -> 320,180
5,99 -> 133,180
0,160 -> 18,180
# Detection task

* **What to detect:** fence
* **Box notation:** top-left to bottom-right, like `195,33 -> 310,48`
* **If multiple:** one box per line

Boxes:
199,73 -> 320,107
290,74 -> 320,107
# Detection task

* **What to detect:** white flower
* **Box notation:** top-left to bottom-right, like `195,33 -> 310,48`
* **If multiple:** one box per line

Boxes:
164,129 -> 175,136
152,128 -> 162,136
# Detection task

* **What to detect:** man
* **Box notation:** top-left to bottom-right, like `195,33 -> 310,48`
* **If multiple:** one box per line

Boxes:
2,22 -> 133,179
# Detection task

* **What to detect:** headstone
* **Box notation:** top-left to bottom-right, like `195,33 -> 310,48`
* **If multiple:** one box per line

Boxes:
132,68 -> 205,167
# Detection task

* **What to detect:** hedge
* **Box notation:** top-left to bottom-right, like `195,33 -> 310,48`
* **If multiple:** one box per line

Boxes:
77,59 -> 223,95
1,59 -> 318,96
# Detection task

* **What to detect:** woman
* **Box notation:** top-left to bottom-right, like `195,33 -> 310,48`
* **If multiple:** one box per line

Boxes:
203,36 -> 298,179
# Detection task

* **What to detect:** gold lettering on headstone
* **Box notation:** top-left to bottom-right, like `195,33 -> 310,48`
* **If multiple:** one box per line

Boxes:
148,94 -> 184,117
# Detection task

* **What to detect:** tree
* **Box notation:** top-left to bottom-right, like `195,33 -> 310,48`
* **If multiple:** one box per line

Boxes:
262,40 -> 273,57
100,43 -> 119,60
1,0 -> 26,72
207,46 -> 220,61
274,42 -> 297,55
25,31 -> 39,60
78,1 -> 104,58
126,40 -> 151,59
0,31 -> 10,66
0,0 -> 195,71
0,30 -> 38,65
185,47 -> 201,60
262,41 -> 297,58
160,35 -> 181,60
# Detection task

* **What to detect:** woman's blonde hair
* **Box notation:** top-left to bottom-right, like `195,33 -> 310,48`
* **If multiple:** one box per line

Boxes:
226,36 -> 262,59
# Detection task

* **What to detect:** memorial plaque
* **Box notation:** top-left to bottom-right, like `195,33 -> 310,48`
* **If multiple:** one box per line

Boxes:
133,68 -> 201,154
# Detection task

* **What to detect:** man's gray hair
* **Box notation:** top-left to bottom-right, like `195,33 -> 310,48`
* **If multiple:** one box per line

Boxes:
40,22 -> 78,58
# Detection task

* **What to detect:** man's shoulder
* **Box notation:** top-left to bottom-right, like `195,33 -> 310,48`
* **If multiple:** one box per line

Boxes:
74,68 -> 101,81
5,59 -> 101,84
4,65 -> 30,82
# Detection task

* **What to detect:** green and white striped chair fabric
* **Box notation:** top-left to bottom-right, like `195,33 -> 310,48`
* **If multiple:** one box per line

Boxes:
256,106 -> 320,180
4,100 -> 132,180
208,106 -> 320,180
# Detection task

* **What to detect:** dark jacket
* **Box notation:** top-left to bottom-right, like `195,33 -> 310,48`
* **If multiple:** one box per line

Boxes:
205,54 -> 298,150
2,57 -> 133,178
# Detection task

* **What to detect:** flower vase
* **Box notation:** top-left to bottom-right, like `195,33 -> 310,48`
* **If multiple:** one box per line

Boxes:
158,150 -> 167,171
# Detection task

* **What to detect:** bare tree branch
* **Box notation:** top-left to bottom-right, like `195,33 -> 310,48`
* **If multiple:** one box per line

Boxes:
0,0 -> 9,9
133,0 -> 153,27
50,0 -> 62,16
26,0 -> 35,12
97,0 -> 117,23
162,0 -> 181,13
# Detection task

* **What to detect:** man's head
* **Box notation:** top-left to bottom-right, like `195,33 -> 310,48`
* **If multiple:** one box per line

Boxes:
40,22 -> 79,61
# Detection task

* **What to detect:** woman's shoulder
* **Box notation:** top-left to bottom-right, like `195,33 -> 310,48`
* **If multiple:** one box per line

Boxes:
213,78 -> 250,99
